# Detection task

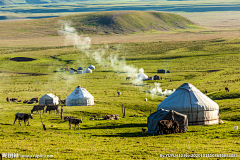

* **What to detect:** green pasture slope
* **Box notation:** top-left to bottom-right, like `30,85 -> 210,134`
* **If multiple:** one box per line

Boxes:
1,40 -> 240,159
0,13 -> 239,160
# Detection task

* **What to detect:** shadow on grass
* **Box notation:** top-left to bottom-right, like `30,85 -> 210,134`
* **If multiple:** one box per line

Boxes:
84,123 -> 147,130
93,131 -> 151,137
0,123 -> 12,125
15,131 -> 30,135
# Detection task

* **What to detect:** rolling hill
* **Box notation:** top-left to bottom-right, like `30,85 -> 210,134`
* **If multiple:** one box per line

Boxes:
60,11 -> 197,35
0,11 -> 198,39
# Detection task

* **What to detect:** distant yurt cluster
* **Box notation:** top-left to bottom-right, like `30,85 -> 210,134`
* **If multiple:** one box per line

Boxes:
69,64 -> 95,74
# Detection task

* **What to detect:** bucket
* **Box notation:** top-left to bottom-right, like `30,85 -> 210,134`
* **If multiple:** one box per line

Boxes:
234,126 -> 238,130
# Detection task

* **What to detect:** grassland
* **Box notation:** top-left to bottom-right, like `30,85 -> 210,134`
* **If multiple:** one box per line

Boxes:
1,35 -> 240,159
0,6 -> 240,160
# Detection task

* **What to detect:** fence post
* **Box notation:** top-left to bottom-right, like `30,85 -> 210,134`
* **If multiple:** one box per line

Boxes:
61,106 -> 63,119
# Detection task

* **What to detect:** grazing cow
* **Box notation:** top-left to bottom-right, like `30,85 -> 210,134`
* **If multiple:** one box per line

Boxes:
23,100 -> 28,103
59,100 -> 66,105
126,77 -> 133,80
103,115 -> 119,120
27,101 -> 34,104
11,98 -> 18,103
225,87 -> 229,92
170,121 -> 179,134
6,97 -> 9,102
30,98 -> 38,103
13,113 -> 33,126
46,105 -> 59,114
157,120 -> 174,135
31,105 -> 46,114
68,117 -> 82,130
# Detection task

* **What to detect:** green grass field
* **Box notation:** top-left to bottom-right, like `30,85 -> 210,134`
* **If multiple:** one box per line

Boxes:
0,6 -> 240,160
1,35 -> 240,159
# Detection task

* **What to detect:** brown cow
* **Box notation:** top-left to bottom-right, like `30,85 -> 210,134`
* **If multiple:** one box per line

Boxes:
46,105 -> 59,114
158,120 -> 174,135
30,98 -> 38,103
23,100 -> 28,103
59,100 -> 66,105
31,105 -> 45,114
170,121 -> 179,134
68,117 -> 82,130
103,115 -> 119,120
11,98 -> 18,103
13,113 -> 33,126
126,77 -> 133,80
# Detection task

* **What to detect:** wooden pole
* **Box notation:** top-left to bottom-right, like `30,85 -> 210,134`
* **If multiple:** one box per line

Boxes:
40,113 -> 46,130
61,106 -> 63,119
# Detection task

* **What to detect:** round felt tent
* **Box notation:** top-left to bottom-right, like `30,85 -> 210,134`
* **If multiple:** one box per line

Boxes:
136,72 -> 148,80
66,86 -> 94,106
84,68 -> 92,73
69,70 -> 75,74
157,83 -> 219,125
88,65 -> 95,70
39,93 -> 59,105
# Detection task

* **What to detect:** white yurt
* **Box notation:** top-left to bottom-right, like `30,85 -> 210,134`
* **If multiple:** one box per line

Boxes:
157,83 -> 219,125
39,93 -> 59,105
88,65 -> 95,70
84,68 -> 92,73
66,86 -> 94,106
77,70 -> 83,74
69,70 -> 75,74
136,72 -> 148,80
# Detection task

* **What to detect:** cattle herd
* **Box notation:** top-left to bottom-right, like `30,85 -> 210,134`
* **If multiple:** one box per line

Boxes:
6,97 -> 38,104
10,97 -> 182,134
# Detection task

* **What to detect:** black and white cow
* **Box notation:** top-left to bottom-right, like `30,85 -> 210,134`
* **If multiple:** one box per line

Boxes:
13,113 -> 33,126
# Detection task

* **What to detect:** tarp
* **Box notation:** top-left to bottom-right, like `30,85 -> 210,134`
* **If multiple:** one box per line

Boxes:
66,86 -> 94,106
39,93 -> 59,105
69,70 -> 75,74
147,108 -> 188,134
157,83 -> 219,125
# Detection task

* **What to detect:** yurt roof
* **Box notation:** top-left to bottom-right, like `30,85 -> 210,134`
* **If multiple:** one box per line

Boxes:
40,93 -> 58,99
88,65 -> 95,69
157,83 -> 219,112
